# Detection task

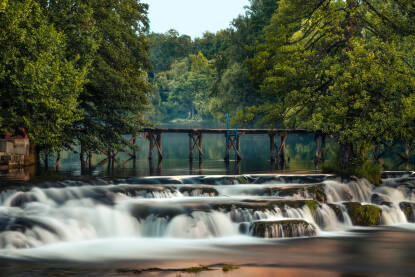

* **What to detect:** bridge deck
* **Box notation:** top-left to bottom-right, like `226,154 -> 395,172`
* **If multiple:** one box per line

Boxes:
142,128 -> 312,135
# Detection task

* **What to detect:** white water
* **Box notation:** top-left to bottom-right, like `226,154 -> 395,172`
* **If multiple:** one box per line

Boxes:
0,174 -> 414,261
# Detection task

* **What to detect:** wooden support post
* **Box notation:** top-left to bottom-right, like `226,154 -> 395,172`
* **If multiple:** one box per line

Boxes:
132,136 -> 137,160
198,158 -> 203,175
279,135 -> 287,169
157,159 -> 162,176
236,133 -> 242,161
224,132 -> 230,162
236,160 -> 241,175
314,132 -> 321,169
148,159 -> 154,176
189,158 -> 193,174
270,134 -> 276,162
156,133 -> 163,160
189,133 -> 193,160
198,133 -> 203,161
314,133 -> 321,164
189,132 -> 203,161
148,132 -> 154,160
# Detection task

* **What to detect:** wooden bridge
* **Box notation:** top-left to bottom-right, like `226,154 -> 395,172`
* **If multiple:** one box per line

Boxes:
127,128 -> 327,165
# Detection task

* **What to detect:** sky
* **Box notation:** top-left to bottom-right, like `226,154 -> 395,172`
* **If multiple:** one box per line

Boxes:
144,0 -> 250,38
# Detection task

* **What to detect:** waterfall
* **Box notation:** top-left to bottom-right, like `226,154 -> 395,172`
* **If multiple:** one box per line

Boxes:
0,174 -> 414,252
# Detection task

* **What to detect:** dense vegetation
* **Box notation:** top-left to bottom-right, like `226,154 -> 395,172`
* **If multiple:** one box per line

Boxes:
0,0 -> 151,166
1,0 -> 414,172
149,0 -> 415,171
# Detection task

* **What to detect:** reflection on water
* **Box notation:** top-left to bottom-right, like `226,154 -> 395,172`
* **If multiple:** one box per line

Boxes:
1,229 -> 414,276
1,133 -> 413,182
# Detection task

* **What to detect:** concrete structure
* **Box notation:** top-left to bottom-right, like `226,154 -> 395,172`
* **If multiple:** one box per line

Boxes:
0,138 -> 30,169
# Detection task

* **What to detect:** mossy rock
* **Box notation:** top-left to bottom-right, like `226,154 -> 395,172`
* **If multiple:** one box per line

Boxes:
200,177 -> 237,185
305,200 -> 318,216
327,203 -> 344,222
235,176 -> 248,184
280,175 -> 328,184
213,199 -> 319,213
178,186 -> 219,196
399,202 -> 415,222
251,176 -> 283,184
251,219 -> 317,238
127,177 -> 183,185
306,184 -> 327,203
343,202 -> 382,226
266,184 -> 326,203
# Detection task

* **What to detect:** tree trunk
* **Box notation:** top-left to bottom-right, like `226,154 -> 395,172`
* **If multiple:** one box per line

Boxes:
80,143 -> 86,172
55,152 -> 61,171
88,152 -> 92,170
339,143 -> 354,170
44,154 -> 49,169
34,145 -> 41,171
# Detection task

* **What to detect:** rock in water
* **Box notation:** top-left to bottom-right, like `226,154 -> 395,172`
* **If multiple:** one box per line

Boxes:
343,202 -> 382,226
399,202 -> 415,222
251,220 -> 317,238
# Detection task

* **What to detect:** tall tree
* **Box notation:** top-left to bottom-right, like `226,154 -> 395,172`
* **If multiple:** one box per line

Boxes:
249,0 -> 415,168
0,0 -> 85,155
75,0 -> 152,163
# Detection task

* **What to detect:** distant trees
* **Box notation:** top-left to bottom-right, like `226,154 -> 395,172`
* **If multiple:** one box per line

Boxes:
149,0 -> 280,123
148,0 -> 415,172
152,52 -> 214,121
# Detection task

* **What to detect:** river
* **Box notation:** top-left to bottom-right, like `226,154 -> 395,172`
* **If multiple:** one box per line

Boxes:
0,133 -> 414,276
0,173 -> 415,276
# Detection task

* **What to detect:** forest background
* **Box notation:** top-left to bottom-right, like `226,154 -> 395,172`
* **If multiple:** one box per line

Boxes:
1,0 -> 415,173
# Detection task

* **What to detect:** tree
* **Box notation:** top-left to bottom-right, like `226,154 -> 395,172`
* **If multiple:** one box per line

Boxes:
75,0 -> 152,164
0,0 -> 85,155
149,29 -> 193,73
151,52 -> 214,121
249,0 -> 415,169
37,0 -> 100,154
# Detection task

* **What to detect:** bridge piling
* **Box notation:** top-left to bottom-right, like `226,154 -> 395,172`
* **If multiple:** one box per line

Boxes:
189,132 -> 203,161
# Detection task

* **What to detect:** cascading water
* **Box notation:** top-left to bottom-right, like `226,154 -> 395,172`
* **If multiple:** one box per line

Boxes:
0,172 -> 414,260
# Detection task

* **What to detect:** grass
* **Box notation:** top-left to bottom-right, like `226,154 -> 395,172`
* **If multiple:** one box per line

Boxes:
222,265 -> 240,272
183,266 -> 213,273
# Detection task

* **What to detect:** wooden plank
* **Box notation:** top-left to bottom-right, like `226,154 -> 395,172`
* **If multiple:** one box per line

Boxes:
142,128 -> 312,135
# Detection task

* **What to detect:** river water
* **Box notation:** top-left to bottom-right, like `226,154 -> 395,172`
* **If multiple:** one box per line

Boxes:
0,131 -> 414,276
0,172 -> 415,276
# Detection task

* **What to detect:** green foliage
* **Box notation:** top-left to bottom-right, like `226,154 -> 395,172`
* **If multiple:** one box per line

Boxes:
305,200 -> 318,216
344,202 -> 382,226
183,266 -> 212,273
323,161 -> 383,186
148,0 -> 280,124
0,0 -> 84,152
149,29 -> 193,73
0,0 -> 151,160
222,265 -> 240,272
0,0 -> 7,11
247,0 -> 415,168
76,0 -> 152,154
151,52 -> 214,121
